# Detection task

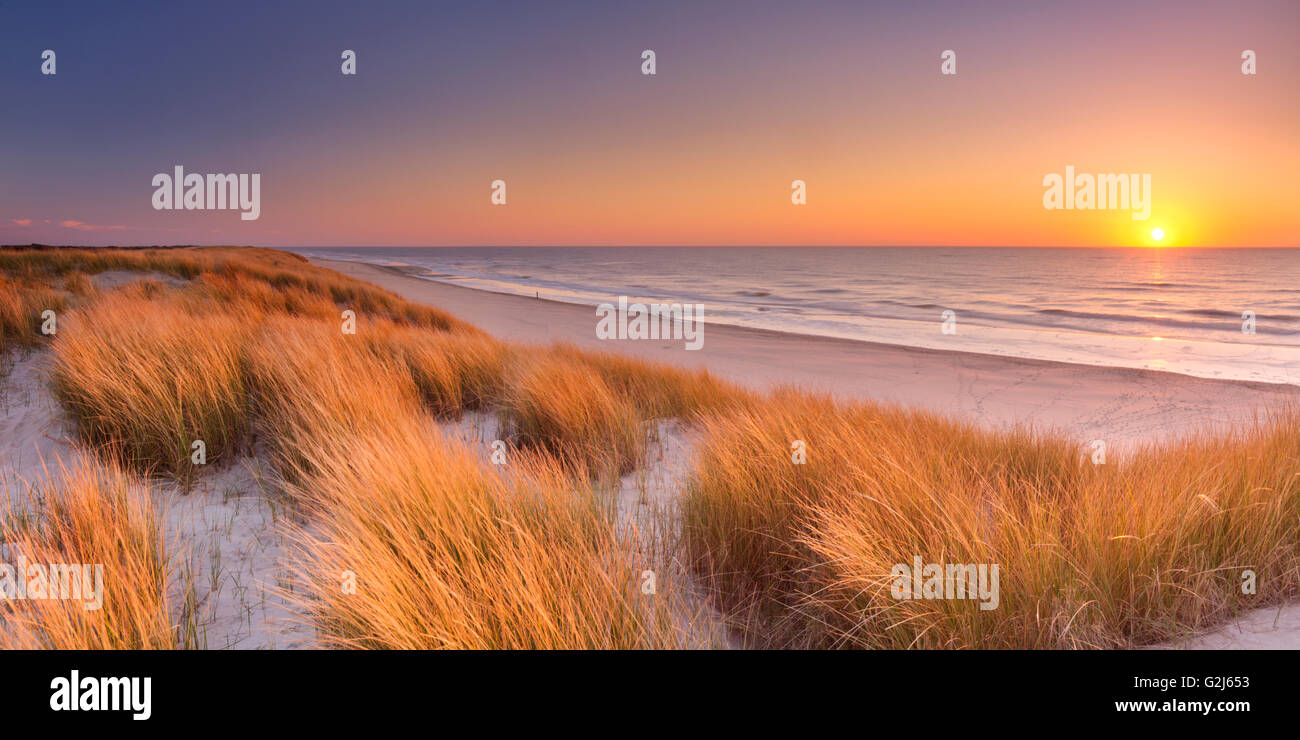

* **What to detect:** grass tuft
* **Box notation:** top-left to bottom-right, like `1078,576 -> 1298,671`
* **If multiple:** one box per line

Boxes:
49,292 -> 250,485
0,459 -> 176,649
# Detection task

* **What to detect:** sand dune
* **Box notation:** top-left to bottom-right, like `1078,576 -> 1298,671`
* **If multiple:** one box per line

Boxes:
0,351 -> 314,649
310,257 -> 1300,649
4,254 -> 1296,649
313,258 -> 1300,454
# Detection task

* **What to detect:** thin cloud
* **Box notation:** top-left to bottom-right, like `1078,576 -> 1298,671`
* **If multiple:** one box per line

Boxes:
10,219 -> 32,226
60,220 -> 127,232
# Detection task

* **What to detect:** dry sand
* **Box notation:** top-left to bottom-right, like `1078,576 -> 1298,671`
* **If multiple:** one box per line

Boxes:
3,258 -> 1295,649
1,353 -> 314,650
315,256 -> 1300,650
439,412 -> 734,647
313,258 -> 1300,454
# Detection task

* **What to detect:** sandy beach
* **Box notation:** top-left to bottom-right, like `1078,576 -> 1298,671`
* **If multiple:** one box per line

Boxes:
310,256 -> 1300,649
313,257 -> 1300,453
4,248 -> 1297,652
6,0 -> 1300,717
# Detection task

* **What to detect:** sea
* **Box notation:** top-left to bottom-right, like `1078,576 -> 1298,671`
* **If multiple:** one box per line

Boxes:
289,247 -> 1300,385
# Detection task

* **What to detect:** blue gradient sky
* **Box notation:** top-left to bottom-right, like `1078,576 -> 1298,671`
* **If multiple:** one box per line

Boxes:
1,0 -> 1297,247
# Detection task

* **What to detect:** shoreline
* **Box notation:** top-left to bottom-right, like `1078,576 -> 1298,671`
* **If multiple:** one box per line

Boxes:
5,246 -> 1296,650
294,250 -> 1300,387
310,256 -> 1300,451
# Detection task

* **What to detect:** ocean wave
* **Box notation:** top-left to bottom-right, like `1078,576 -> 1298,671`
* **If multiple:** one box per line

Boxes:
292,246 -> 1300,370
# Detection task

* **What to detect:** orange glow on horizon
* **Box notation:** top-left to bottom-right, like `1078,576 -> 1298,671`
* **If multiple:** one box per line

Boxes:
2,3 -> 1296,249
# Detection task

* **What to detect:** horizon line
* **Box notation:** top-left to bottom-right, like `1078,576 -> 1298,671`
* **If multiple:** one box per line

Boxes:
7,244 -> 1300,251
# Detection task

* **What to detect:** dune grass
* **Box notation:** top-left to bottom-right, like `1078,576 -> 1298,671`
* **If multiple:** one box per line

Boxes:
682,390 -> 1300,648
0,245 -> 477,333
498,354 -> 646,476
7,244 -> 1300,651
365,322 -> 510,417
243,317 -> 691,647
62,271 -> 98,298
9,246 -> 697,649
0,245 -> 208,281
276,409 -> 684,649
543,343 -> 749,419
494,344 -> 748,477
49,291 -> 251,486
15,244 -> 476,483
0,459 -> 176,649
245,316 -> 425,486
0,274 -> 67,351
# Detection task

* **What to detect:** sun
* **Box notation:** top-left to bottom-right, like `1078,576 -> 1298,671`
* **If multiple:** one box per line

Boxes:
1150,227 -> 1165,241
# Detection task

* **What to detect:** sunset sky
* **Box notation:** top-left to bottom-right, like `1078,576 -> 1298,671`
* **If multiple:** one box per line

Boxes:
1,0 -> 1296,247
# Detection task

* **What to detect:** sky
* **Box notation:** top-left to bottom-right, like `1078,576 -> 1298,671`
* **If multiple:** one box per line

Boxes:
1,0 -> 1297,248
